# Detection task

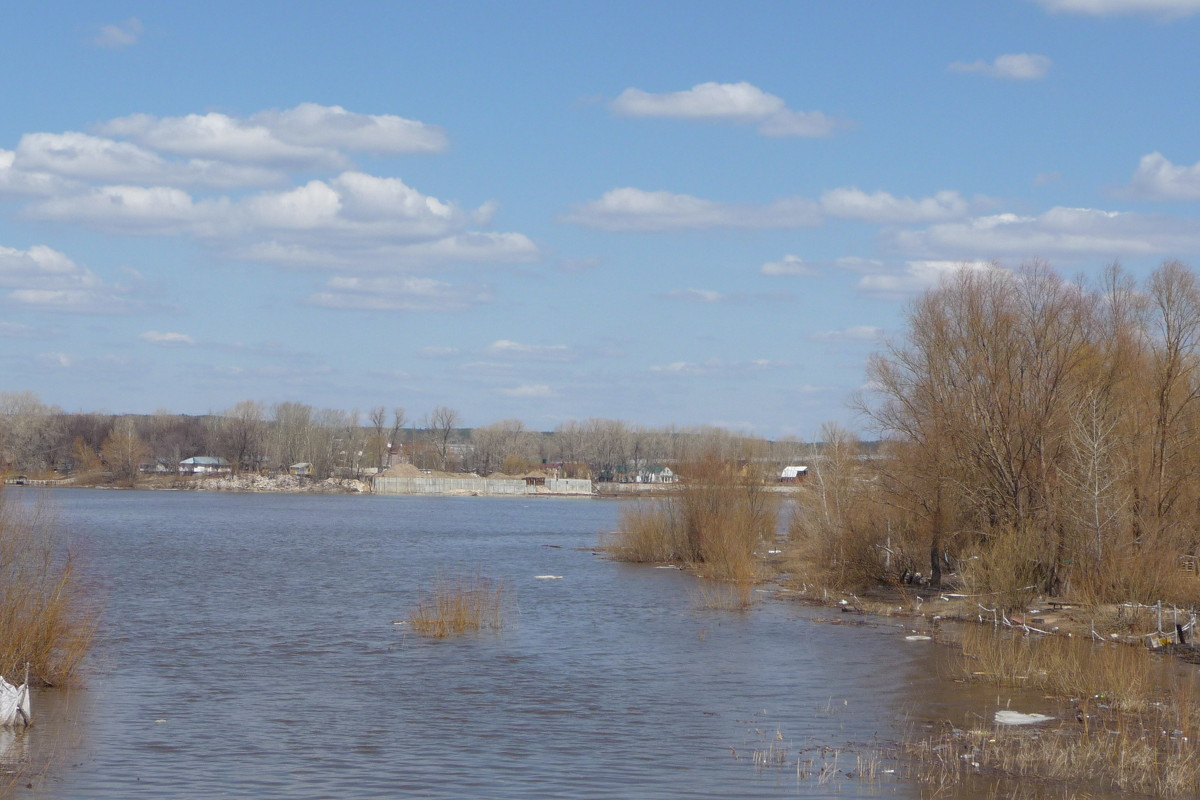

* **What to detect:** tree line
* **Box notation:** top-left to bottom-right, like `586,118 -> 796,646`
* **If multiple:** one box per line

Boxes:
0,395 -> 812,484
794,260 -> 1200,608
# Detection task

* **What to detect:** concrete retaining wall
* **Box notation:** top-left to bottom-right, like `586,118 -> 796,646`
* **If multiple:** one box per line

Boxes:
372,476 -> 593,496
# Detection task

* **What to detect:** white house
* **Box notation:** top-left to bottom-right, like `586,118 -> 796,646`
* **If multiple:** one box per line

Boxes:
780,465 -> 809,483
179,456 -> 232,475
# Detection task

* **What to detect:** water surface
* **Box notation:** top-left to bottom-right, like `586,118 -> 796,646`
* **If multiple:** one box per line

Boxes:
8,490 -> 1062,798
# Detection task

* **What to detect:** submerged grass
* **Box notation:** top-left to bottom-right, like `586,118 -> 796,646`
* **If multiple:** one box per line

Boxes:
906,625 -> 1200,797
407,574 -> 504,638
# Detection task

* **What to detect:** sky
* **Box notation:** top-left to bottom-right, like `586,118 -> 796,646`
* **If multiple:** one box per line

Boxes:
2,1 -> 1200,438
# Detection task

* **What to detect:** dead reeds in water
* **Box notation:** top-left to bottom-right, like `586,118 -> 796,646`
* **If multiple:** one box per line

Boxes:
407,574 -> 504,638
605,456 -> 777,583
908,625 -> 1200,797
0,491 -> 97,686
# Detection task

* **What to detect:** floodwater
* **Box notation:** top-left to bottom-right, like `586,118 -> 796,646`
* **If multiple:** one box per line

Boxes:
4,490 -> 1075,798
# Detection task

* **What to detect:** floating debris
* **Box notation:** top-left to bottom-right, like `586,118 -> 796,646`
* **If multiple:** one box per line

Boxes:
534,575 -> 563,580
994,710 -> 1054,725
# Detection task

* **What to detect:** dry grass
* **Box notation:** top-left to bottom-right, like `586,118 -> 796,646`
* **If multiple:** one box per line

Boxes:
407,574 -> 504,637
0,491 -> 97,686
904,625 -> 1200,796
958,625 -> 1155,711
690,580 -> 757,611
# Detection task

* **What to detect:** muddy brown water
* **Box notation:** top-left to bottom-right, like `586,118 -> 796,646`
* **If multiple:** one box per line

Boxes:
2,490 -> 1127,798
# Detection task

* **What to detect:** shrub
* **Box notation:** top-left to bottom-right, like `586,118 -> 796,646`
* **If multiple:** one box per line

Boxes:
0,491 -> 97,686
605,455 -> 777,581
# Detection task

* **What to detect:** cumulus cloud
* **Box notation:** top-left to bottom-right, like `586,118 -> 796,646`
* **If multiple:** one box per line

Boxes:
889,207 -> 1200,259
565,187 -> 820,231
308,275 -> 493,311
610,81 -> 845,137
95,18 -> 143,48
140,331 -> 195,346
1033,0 -> 1200,17
949,53 -> 1052,80
821,187 -> 972,223
1127,152 -> 1200,200
0,244 -> 133,313
12,132 -> 281,189
251,103 -> 448,154
98,104 -> 445,168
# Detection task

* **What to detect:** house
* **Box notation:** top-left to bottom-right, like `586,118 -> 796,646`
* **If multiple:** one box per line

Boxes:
635,465 -> 677,484
289,462 -> 314,477
178,456 -> 232,476
780,465 -> 809,483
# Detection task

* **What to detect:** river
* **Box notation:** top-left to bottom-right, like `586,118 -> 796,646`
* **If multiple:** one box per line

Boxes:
5,490 -> 1068,798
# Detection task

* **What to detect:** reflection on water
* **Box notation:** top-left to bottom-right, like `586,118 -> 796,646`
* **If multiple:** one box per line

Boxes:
0,490 -> 1123,799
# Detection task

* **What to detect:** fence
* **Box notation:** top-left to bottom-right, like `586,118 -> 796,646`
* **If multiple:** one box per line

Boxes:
372,476 -> 593,496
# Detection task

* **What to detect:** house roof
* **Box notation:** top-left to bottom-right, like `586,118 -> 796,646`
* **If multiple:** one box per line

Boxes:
180,456 -> 230,466
781,465 -> 809,478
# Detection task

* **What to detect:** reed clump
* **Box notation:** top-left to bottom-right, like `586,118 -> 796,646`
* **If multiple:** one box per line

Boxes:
690,580 -> 757,611
907,626 -> 1200,796
0,491 -> 97,686
605,455 -> 776,582
407,574 -> 504,637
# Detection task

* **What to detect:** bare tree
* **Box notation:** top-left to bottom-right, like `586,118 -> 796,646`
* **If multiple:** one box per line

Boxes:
102,417 -> 152,486
424,406 -> 461,471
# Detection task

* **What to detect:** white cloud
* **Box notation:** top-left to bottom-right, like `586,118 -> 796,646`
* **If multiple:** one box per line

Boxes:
565,187 -> 821,231
1033,0 -> 1200,17
140,331 -> 195,346
99,104 -> 446,168
251,103 -> 447,154
37,352 -> 73,368
821,187 -> 971,223
95,17 -> 143,48
810,325 -> 884,342
13,132 -> 281,189
99,111 -> 345,169
835,256 -> 888,273
761,255 -> 818,276
0,244 -> 132,313
949,53 -> 1052,80
484,340 -> 573,360
890,207 -> 1200,258
1127,152 -> 1200,200
666,288 -> 726,303
0,322 -> 36,338
610,81 -> 844,137
498,384 -> 553,398
649,358 -> 790,376
27,172 -> 485,246
857,260 -> 996,296
0,149 -> 81,197
308,275 -> 493,311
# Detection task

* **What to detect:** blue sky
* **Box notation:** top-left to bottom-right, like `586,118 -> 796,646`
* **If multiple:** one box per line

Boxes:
3,1 -> 1200,437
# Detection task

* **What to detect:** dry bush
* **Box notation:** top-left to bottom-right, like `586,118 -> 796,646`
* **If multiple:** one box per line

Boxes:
0,491 -> 97,686
958,525 -> 1057,611
606,456 -> 776,581
1069,545 -> 1200,608
407,574 -> 504,637
605,501 -> 680,563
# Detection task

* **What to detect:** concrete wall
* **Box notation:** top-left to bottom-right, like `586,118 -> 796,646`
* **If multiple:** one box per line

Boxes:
372,476 -> 593,496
